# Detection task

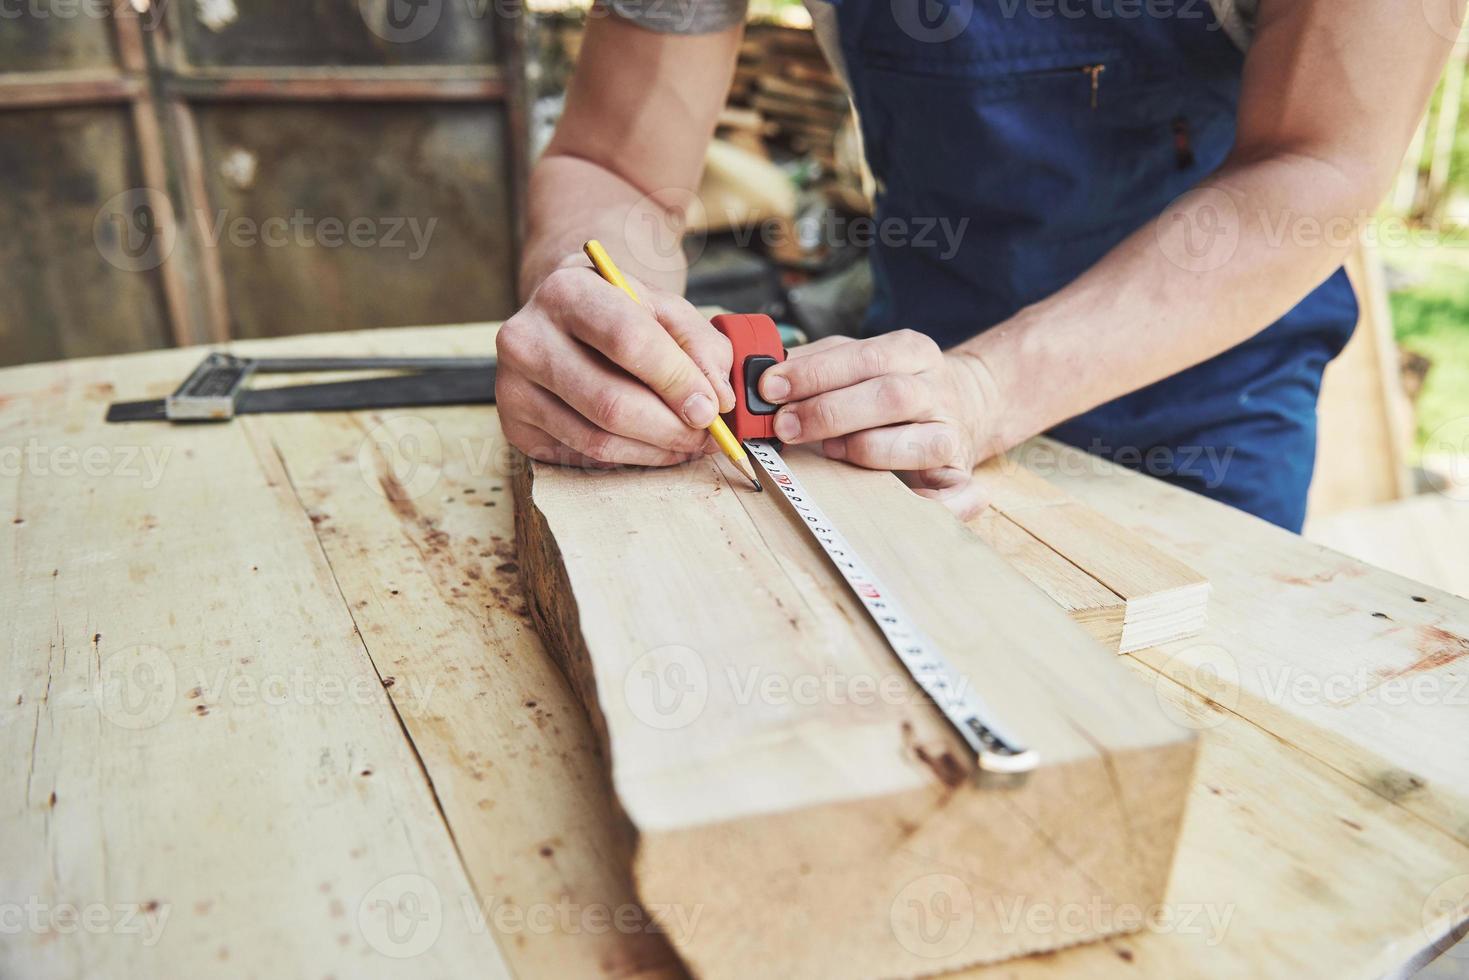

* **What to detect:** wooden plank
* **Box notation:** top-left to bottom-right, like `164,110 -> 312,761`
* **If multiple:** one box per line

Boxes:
4,324 -> 1467,979
0,350 -> 511,977
513,443 -> 1197,978
1029,436 -> 1469,848
247,329 -> 685,978
972,457 -> 1210,653
1307,494 -> 1469,601
1307,241 -> 1414,518
970,510 -> 1126,651
0,71 -> 143,108
973,665 -> 1469,978
165,71 -> 509,102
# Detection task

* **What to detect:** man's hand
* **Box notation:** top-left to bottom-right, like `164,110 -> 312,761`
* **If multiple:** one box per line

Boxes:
757,330 -> 1003,519
495,260 -> 736,468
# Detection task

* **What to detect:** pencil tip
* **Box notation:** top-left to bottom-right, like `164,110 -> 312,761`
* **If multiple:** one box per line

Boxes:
751,477 -> 763,492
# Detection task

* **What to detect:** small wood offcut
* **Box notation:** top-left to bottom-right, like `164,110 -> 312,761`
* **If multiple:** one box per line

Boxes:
970,456 -> 1211,653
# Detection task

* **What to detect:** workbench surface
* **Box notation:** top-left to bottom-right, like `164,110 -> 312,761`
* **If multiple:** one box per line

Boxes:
3,324 -> 1467,979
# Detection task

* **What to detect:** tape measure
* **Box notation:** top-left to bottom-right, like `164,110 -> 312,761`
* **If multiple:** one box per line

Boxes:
711,315 -> 1038,775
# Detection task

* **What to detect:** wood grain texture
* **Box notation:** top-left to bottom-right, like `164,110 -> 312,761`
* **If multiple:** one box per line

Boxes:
513,444 -> 1198,978
970,510 -> 1128,651
0,349 -> 510,978
972,456 -> 1210,653
1034,436 -> 1469,849
3,323 -> 1467,979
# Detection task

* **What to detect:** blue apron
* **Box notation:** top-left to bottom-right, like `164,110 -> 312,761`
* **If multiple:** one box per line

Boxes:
824,0 -> 1358,531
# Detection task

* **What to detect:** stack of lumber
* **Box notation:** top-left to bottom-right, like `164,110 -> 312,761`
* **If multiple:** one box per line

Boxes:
727,24 -> 851,172
513,445 -> 1198,979
971,458 -> 1211,653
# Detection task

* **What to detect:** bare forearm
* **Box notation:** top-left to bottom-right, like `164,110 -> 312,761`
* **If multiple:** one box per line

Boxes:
520,155 -> 691,300
958,150 -> 1378,448
959,0 -> 1456,450
517,14 -> 740,301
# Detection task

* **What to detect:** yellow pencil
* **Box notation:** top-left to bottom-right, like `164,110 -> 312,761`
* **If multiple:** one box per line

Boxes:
583,240 -> 761,492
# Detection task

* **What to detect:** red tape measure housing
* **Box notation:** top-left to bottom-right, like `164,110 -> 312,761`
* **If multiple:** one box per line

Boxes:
710,313 -> 785,442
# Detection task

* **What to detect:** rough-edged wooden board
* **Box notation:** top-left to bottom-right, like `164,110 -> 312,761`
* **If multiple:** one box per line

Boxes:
513,444 -> 1198,979
972,456 -> 1210,653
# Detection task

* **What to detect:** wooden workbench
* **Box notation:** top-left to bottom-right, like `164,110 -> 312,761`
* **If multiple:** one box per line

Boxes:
3,323 -> 1467,979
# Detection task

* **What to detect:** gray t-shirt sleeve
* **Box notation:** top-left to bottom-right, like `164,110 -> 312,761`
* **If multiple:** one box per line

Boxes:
605,0 -> 749,34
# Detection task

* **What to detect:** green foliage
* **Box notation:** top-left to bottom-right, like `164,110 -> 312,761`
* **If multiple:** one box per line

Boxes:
1384,241 -> 1469,454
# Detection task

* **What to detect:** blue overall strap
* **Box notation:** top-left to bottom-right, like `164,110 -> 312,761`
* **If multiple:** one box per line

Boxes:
823,0 -> 1358,531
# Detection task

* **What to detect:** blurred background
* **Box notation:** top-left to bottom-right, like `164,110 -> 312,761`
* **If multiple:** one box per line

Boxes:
2,0 -> 1466,588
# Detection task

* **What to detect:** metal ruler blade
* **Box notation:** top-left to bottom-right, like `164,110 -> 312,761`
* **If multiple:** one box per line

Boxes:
745,439 -> 1038,775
